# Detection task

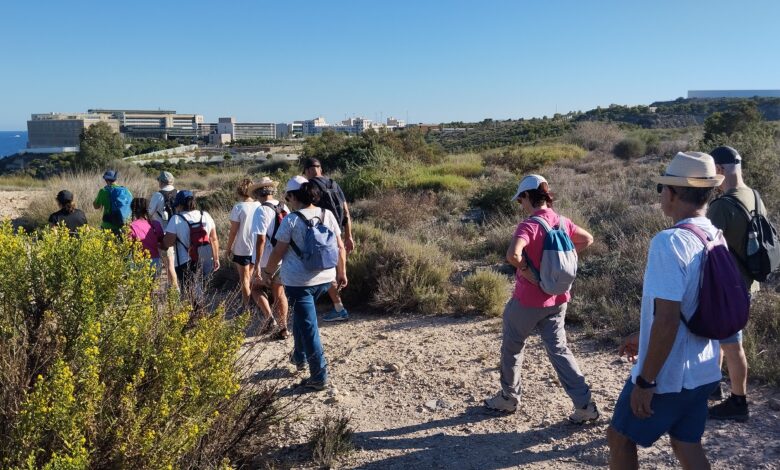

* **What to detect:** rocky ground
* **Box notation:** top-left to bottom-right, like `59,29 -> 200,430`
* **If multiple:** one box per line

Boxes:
250,311 -> 780,469
0,190 -> 35,220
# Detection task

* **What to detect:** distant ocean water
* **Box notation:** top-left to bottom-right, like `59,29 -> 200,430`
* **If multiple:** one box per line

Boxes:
0,131 -> 28,158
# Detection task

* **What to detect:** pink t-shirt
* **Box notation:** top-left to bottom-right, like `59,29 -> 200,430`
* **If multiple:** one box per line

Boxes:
129,219 -> 164,259
513,208 -> 578,308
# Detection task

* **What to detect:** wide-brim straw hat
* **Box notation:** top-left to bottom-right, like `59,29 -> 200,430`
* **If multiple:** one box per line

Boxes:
249,177 -> 279,194
653,152 -> 725,188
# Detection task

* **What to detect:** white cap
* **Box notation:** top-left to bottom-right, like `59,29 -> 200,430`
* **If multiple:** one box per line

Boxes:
510,174 -> 547,201
285,175 -> 308,192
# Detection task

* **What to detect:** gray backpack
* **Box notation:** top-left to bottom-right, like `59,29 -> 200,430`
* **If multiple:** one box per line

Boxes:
523,216 -> 578,295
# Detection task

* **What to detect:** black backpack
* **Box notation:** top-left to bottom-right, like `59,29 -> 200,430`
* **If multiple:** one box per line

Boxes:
261,201 -> 288,246
309,177 -> 345,227
721,189 -> 780,282
159,189 -> 178,221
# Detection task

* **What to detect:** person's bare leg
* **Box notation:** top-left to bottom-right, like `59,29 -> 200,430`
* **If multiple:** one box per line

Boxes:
252,287 -> 273,320
327,283 -> 342,306
721,343 -> 748,396
165,250 -> 178,291
236,264 -> 253,308
670,438 -> 711,470
607,426 -> 638,470
272,282 -> 289,329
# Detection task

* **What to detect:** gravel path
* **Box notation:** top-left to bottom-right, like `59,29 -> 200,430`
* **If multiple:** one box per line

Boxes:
253,312 -> 780,469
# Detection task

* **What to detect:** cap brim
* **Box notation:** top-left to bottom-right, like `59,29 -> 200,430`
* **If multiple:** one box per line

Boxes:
652,175 -> 724,188
510,189 -> 523,202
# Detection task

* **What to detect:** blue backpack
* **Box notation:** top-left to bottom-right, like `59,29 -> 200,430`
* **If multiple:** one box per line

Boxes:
289,210 -> 339,271
103,185 -> 133,227
523,215 -> 578,295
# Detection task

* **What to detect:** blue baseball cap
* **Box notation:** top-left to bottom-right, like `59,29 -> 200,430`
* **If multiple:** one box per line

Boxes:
173,190 -> 194,207
102,170 -> 118,181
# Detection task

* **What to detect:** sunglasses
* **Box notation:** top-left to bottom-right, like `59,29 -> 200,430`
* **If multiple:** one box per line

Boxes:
656,184 -> 675,194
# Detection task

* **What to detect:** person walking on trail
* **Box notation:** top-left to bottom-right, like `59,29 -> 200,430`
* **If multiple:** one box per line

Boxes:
608,152 -> 725,470
484,174 -> 598,425
93,170 -> 132,234
148,171 -> 178,288
302,157 -> 353,322
250,177 -> 290,340
706,146 -> 767,422
49,190 -> 87,235
128,198 -> 165,276
225,177 -> 261,309
162,190 -> 221,293
263,176 -> 348,391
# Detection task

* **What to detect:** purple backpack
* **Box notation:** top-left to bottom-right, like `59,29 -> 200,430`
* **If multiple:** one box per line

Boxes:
676,223 -> 750,340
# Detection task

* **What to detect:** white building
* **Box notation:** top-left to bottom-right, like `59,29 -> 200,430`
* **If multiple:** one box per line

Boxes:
687,90 -> 780,99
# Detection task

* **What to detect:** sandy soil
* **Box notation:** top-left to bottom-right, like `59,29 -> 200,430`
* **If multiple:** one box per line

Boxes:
252,312 -> 780,469
0,190 -> 35,220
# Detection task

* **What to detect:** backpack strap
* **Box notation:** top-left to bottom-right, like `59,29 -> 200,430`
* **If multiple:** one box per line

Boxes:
718,194 -> 752,222
529,215 -> 553,233
288,211 -> 310,258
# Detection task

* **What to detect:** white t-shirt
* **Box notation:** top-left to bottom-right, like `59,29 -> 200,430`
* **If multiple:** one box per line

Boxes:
250,199 -> 288,268
631,217 -> 722,393
165,210 -> 216,267
275,207 -> 341,287
148,185 -> 175,224
229,201 -> 261,257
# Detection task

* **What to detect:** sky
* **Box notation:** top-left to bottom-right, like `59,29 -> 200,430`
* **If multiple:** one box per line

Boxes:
0,0 -> 778,130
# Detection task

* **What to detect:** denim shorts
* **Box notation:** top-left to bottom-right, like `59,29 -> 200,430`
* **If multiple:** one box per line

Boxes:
232,254 -> 254,266
610,378 -> 718,447
720,329 -> 743,344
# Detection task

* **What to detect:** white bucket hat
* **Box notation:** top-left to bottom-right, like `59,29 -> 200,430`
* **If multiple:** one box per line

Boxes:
653,152 -> 724,188
510,174 -> 548,201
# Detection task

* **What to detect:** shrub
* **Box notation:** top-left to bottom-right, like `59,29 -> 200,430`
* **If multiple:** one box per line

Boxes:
0,224 -> 246,468
482,144 -> 586,173
309,413 -> 354,468
743,290 -> 780,385
350,190 -> 438,232
346,222 -> 454,313
405,171 -> 472,192
461,270 -> 511,317
470,168 -> 519,218
428,153 -> 484,178
613,137 -> 647,160
568,121 -> 624,151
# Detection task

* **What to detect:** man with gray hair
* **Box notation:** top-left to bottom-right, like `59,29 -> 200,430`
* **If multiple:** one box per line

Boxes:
706,146 -> 767,422
149,171 -> 178,288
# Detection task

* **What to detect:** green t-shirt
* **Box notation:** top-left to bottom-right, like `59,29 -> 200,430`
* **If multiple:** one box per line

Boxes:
707,186 -> 766,293
94,184 -> 121,231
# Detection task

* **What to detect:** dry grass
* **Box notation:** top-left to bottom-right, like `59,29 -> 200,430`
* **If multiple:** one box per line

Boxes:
309,413 -> 354,468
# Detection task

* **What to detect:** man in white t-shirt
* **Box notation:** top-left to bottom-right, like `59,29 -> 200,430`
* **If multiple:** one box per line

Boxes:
249,177 -> 290,340
162,190 -> 221,293
608,152 -> 724,469
148,171 -> 177,288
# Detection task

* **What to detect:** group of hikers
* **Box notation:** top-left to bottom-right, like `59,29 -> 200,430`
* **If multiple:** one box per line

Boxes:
48,146 -> 777,469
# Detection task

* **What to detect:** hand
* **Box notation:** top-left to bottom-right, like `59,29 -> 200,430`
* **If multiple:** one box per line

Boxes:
253,267 -> 262,281
630,384 -> 654,419
337,272 -> 348,290
345,236 -> 355,254
213,258 -> 221,272
262,272 -> 273,288
517,267 -> 539,285
618,333 -> 640,363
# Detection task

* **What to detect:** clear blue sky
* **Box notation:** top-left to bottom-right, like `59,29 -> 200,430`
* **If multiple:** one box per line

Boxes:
1,0 -> 778,130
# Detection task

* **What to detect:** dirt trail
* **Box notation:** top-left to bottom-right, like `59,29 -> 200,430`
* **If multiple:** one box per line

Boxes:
253,312 -> 780,469
0,190 -> 35,220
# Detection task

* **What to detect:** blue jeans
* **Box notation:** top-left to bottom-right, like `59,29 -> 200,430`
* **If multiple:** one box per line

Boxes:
286,283 -> 331,383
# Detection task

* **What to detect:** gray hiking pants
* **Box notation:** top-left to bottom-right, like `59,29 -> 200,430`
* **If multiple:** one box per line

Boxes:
500,298 -> 591,409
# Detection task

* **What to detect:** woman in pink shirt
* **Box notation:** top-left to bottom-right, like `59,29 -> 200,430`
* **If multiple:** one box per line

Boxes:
484,174 -> 599,425
128,198 -> 165,275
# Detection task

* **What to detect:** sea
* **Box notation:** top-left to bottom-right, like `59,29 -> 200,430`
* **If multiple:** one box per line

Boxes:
0,131 -> 28,158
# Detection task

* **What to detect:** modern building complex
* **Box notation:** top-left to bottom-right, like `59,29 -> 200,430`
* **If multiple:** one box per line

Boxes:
299,116 -> 406,136
688,90 -> 780,99
27,112 -> 121,148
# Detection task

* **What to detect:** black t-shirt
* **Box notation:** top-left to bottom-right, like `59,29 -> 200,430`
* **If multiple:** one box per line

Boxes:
48,208 -> 88,234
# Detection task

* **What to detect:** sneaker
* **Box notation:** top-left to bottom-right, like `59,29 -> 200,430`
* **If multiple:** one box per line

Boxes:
299,377 -> 328,392
484,392 -> 518,413
289,350 -> 306,372
709,395 -> 749,422
568,402 -> 599,424
709,382 -> 725,401
323,308 -> 349,322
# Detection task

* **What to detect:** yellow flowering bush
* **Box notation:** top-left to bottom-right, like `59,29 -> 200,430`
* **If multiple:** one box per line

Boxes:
0,223 -> 245,469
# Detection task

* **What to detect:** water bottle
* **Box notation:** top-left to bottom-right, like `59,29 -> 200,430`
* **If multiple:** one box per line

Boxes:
746,231 -> 760,256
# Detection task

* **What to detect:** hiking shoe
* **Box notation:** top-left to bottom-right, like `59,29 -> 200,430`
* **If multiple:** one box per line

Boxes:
289,350 -> 306,372
273,328 -> 290,341
299,377 -> 328,392
709,382 -> 725,401
709,395 -> 749,422
484,392 -> 518,413
323,308 -> 349,322
568,402 -> 599,424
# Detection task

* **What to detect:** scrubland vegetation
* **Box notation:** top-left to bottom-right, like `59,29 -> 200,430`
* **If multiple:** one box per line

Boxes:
1,97 -> 779,467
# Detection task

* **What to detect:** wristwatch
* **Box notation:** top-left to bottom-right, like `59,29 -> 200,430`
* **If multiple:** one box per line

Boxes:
636,375 -> 657,389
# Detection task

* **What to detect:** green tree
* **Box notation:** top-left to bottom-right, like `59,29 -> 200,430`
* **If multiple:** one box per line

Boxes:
78,122 -> 125,170
703,101 -> 763,141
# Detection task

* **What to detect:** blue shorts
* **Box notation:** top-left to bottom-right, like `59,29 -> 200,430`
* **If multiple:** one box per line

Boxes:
720,329 -> 743,344
610,378 -> 718,447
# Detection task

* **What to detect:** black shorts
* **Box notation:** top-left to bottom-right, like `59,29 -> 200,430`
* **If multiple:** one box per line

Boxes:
232,255 -> 254,266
